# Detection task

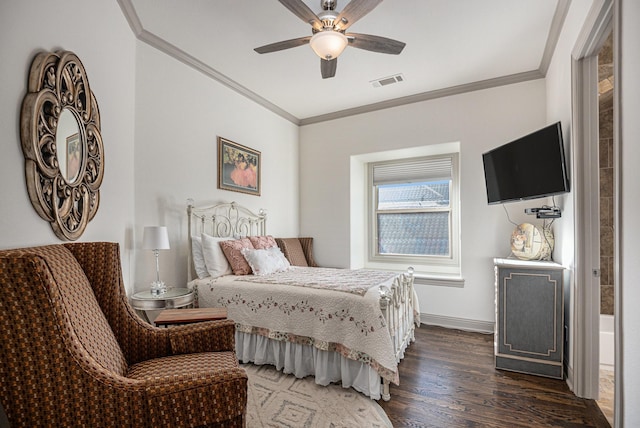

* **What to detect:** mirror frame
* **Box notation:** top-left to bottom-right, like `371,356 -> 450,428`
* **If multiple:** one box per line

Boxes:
20,50 -> 104,241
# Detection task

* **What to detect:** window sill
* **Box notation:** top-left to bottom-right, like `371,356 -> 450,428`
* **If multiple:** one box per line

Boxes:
413,274 -> 465,288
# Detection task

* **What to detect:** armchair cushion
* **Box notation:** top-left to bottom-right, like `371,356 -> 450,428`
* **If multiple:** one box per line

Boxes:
127,352 -> 241,380
128,352 -> 247,428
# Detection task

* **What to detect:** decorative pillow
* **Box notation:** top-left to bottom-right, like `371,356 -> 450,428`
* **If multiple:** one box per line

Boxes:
248,235 -> 278,249
241,246 -> 291,276
219,238 -> 255,275
269,246 -> 292,269
277,238 -> 309,267
191,236 -> 209,279
201,233 -> 233,278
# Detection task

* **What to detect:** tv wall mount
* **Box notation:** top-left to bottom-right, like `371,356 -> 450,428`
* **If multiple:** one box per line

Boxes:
525,207 -> 562,219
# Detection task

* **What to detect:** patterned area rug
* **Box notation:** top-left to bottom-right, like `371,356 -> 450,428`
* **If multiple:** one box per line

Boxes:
243,364 -> 393,427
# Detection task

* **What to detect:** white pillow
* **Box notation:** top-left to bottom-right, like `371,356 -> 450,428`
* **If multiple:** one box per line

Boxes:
201,233 -> 233,278
241,246 -> 291,276
191,236 -> 209,279
269,246 -> 292,270
266,246 -> 291,272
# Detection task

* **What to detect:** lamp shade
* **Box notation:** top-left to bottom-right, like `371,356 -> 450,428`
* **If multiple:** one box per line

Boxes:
143,226 -> 170,250
309,30 -> 348,60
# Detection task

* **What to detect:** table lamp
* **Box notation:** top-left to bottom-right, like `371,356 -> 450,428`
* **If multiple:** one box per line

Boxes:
143,226 -> 170,296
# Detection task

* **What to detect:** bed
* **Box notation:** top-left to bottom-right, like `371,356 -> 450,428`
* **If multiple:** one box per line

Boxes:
186,200 -> 419,400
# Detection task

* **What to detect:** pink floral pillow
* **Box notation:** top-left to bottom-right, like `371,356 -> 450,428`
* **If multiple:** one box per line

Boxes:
219,238 -> 255,275
248,235 -> 277,249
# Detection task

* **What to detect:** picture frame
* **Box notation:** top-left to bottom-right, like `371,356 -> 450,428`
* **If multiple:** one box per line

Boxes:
217,136 -> 261,196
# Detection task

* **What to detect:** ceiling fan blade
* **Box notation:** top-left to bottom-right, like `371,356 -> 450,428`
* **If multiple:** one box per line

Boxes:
333,0 -> 383,31
321,58 -> 337,79
254,36 -> 312,54
278,0 -> 324,31
346,33 -> 405,54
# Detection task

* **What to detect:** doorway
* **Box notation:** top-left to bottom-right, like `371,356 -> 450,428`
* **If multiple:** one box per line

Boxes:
569,0 -> 613,410
595,30 -> 614,426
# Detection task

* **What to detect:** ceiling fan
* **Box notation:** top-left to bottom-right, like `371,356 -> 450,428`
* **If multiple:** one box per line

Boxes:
254,0 -> 406,79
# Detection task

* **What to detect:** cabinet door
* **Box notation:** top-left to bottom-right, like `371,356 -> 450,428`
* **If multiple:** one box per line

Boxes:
496,266 -> 563,378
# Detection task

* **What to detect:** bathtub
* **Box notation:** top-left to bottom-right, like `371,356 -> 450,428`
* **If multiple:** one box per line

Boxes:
600,314 -> 615,368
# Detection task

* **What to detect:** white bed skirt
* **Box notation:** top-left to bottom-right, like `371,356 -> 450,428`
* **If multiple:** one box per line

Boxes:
236,331 -> 384,400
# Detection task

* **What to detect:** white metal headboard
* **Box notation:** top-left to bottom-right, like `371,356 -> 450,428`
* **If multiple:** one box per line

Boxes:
186,199 -> 267,280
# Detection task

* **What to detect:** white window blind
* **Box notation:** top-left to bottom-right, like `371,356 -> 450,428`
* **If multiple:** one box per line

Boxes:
372,156 -> 453,185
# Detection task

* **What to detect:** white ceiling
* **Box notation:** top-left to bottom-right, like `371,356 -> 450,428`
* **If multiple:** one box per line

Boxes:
120,0 -> 566,125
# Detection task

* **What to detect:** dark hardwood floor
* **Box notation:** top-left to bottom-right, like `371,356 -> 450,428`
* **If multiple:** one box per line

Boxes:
378,325 -> 610,428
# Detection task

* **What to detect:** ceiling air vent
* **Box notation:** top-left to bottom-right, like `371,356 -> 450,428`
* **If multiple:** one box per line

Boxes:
371,74 -> 404,88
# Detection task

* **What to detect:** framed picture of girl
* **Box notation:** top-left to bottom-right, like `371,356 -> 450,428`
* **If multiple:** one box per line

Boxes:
217,136 -> 261,196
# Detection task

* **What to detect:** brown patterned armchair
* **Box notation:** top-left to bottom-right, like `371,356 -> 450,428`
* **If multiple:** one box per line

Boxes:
0,242 -> 247,427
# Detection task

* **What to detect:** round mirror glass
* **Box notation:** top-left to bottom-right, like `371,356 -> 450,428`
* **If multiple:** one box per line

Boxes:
56,108 -> 82,183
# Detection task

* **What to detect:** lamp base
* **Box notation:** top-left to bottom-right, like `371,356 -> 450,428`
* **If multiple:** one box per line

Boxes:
150,280 -> 167,296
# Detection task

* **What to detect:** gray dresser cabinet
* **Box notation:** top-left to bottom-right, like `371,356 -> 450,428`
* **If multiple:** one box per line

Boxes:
494,258 -> 564,379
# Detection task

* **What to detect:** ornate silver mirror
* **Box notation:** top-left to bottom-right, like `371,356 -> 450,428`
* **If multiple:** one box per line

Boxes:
20,51 -> 104,240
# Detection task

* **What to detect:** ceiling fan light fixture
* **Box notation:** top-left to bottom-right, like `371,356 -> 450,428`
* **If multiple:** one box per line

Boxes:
309,30 -> 348,60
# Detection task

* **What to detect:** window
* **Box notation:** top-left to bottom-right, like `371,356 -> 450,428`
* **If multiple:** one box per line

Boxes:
368,154 -> 460,273
377,182 -> 450,256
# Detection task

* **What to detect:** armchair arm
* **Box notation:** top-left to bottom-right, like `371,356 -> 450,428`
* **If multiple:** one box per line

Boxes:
169,319 -> 236,355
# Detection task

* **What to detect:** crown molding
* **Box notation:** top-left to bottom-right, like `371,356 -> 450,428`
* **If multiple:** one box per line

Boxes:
299,70 -> 544,125
117,0 -> 143,35
539,0 -> 572,75
117,0 -> 564,127
116,0 -> 300,125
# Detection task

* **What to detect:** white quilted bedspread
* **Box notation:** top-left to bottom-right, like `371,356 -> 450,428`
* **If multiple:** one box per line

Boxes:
188,266 -> 414,383
239,266 -> 397,295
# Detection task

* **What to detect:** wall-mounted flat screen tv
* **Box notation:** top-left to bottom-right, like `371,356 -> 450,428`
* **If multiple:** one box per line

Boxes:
482,122 -> 570,204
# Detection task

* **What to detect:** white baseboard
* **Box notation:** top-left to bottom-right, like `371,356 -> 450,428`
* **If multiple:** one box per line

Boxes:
420,313 -> 494,334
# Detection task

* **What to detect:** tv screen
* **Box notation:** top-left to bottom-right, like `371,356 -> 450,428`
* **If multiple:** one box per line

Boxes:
482,122 -> 569,204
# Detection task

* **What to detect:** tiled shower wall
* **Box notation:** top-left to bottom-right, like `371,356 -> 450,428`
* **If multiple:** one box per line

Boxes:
599,33 -> 614,316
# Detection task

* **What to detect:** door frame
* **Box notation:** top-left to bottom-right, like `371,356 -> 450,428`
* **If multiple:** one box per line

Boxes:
570,0 -> 613,399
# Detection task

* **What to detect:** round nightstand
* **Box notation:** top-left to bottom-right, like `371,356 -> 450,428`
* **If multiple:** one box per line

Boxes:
130,288 -> 195,322
130,287 -> 194,310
